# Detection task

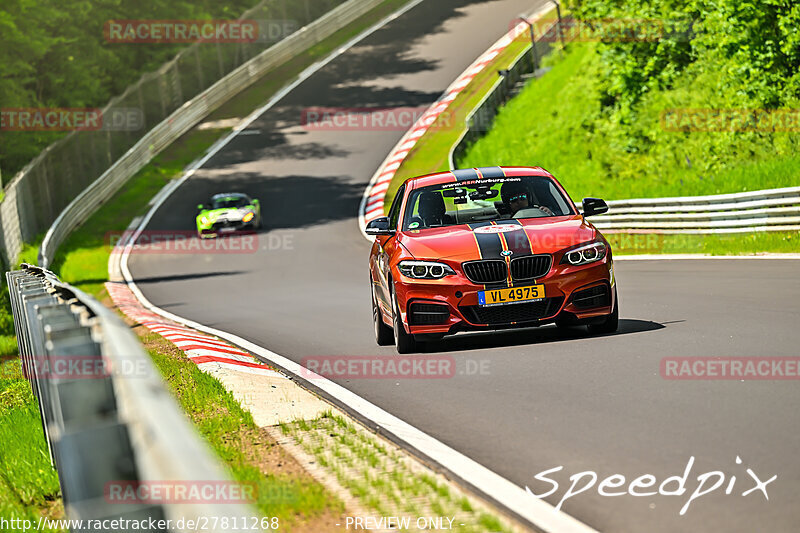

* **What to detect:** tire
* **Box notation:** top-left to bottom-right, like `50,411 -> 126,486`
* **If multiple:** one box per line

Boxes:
588,289 -> 619,334
392,287 -> 417,354
372,282 -> 393,346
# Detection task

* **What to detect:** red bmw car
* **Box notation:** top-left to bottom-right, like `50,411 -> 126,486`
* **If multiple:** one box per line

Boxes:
367,166 -> 618,353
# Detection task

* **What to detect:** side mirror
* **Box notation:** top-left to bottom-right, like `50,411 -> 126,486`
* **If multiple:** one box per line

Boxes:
365,216 -> 395,236
582,197 -> 608,217
197,204 -> 205,211
252,198 -> 259,204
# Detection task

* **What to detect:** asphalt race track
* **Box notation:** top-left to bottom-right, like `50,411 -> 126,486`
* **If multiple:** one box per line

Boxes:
127,1 -> 800,531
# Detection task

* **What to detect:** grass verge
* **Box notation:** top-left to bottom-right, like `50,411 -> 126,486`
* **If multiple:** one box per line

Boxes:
279,412 -> 519,533
0,358 -> 64,531
608,231 -> 799,256
135,325 -> 343,531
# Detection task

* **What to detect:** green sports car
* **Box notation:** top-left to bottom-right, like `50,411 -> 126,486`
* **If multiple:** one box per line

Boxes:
196,192 -> 261,238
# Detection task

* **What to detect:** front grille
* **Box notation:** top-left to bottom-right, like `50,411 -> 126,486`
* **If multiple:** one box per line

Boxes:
572,285 -> 610,309
407,302 -> 450,325
212,220 -> 242,230
460,297 -> 564,325
463,260 -> 507,284
510,255 -> 551,280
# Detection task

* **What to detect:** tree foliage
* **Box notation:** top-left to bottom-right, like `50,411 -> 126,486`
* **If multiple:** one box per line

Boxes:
559,0 -> 800,180
568,0 -> 800,112
0,0 -> 261,179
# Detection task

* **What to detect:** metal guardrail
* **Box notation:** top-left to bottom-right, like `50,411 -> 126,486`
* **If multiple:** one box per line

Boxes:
589,186 -> 800,233
6,265 -> 257,531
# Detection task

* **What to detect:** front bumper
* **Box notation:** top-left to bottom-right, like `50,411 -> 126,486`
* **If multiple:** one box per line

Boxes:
394,257 -> 615,336
198,220 -> 257,238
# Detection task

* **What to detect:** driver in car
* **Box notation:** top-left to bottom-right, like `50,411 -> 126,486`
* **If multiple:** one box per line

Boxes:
500,181 -> 553,217
413,191 -> 454,227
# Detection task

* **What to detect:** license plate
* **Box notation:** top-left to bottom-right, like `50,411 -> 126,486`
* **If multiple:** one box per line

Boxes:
219,226 -> 237,233
478,285 -> 545,307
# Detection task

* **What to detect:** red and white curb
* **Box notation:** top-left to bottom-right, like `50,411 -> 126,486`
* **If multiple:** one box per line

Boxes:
106,281 -> 284,378
357,5 -> 552,238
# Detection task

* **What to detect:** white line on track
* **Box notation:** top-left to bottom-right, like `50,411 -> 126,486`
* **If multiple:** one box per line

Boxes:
115,1 -> 599,531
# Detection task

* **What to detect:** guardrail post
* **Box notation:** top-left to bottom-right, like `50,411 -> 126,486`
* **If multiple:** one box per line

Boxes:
552,0 -> 566,51
515,16 -> 540,71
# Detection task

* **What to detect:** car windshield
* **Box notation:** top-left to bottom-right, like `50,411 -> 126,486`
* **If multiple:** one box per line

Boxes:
212,196 -> 250,209
402,176 -> 574,231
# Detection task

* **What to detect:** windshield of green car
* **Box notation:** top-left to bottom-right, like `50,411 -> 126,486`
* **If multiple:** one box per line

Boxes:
211,196 -> 250,209
401,176 -> 575,231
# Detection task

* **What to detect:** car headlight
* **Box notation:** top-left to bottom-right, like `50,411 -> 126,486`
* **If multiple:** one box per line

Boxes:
398,260 -> 456,279
560,240 -> 607,266
242,212 -> 255,223
200,216 -> 208,225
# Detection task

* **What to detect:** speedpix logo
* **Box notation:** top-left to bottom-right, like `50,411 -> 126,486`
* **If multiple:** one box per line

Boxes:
526,456 -> 776,515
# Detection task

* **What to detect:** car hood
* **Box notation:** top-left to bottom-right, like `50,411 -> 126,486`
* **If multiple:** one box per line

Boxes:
398,216 -> 597,261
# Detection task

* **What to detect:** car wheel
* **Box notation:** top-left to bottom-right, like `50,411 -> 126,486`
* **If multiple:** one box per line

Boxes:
372,281 -> 393,346
392,287 -> 417,354
587,289 -> 619,334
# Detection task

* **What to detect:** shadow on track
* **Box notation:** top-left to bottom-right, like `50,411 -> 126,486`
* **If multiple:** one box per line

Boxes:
131,270 -> 248,284
419,319 -> 666,353
141,172 -> 364,232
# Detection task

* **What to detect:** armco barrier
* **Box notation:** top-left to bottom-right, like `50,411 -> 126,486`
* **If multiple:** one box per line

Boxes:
589,186 -> 800,233
6,264 -> 258,530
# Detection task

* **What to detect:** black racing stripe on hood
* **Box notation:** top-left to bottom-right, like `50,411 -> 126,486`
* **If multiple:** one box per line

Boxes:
467,222 -> 504,259
452,168 -> 479,181
477,166 -> 505,179
504,220 -> 533,256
